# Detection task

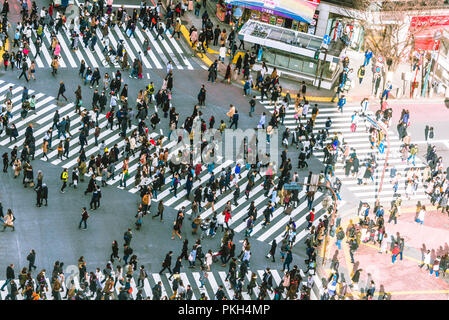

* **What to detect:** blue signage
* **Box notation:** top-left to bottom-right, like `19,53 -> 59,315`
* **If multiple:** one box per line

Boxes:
379,142 -> 385,154
257,47 -> 263,62
284,183 -> 303,191
323,34 -> 330,45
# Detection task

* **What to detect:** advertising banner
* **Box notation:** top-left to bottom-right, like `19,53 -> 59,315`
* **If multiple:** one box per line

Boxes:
225,0 -> 318,23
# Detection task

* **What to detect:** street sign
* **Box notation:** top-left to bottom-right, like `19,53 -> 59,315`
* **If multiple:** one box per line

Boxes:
323,34 -> 330,45
375,56 -> 383,74
379,142 -> 385,154
284,183 -> 304,191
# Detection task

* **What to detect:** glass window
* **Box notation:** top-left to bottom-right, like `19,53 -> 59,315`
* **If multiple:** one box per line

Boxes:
321,61 -> 334,80
276,53 -> 290,69
302,58 -> 317,74
280,30 -> 295,43
267,29 -> 284,41
308,38 -> 322,50
263,49 -> 276,65
288,56 -> 303,72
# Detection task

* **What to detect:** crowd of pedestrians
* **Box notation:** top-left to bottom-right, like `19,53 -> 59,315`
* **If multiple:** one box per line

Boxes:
0,0 -> 344,300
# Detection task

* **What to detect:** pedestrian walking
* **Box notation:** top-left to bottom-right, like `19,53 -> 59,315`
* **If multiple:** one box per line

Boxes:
159,251 -> 173,274
26,250 -> 37,271
60,168 -> 68,193
56,81 -> 67,101
266,239 -> 276,262
78,207 -> 89,230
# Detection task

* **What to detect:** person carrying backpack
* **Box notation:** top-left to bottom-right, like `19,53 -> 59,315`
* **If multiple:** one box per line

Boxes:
336,226 -> 345,250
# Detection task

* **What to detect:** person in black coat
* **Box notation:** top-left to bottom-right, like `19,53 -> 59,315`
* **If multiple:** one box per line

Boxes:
262,268 -> 273,291
2,152 -> 8,172
92,89 -> 100,108
56,81 -> 68,101
152,281 -> 162,300
99,90 -> 107,110
1,0 -> 9,15
0,264 -> 15,291
84,175 -> 96,195
267,239 -> 277,262
180,239 -> 189,260
215,286 -> 225,300
169,256 -> 182,280
26,250 -> 37,271
159,251 -> 173,275
197,84 -> 206,106
35,184 -> 42,207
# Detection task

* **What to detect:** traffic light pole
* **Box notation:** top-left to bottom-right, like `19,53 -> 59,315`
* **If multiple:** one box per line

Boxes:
422,37 -> 440,97
314,49 -> 321,84
318,48 -> 329,90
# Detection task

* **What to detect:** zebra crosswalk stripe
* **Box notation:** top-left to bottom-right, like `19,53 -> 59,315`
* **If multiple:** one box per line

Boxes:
0,269 -> 291,300
55,32 -> 77,68
0,82 -> 329,249
134,26 -> 163,69
26,22 -> 197,70
260,100 -> 427,204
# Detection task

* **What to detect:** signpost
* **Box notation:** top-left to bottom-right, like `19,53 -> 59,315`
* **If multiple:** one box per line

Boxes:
374,56 -> 383,75
317,42 -> 329,90
379,142 -> 385,154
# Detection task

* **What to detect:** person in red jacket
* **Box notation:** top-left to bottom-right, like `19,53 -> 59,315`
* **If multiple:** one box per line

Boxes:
391,244 -> 400,264
194,163 -> 202,181
306,208 -> 315,230
224,209 -> 232,230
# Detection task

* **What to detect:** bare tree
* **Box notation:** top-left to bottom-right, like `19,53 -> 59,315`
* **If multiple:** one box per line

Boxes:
342,0 -> 442,71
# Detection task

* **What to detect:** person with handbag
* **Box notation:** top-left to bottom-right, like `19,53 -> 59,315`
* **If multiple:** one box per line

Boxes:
1,209 -> 15,231
56,80 -> 67,101
266,239 -> 277,262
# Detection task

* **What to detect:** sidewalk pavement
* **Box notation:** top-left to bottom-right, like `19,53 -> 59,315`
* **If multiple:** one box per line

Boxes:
317,207 -> 449,300
0,39 -> 9,62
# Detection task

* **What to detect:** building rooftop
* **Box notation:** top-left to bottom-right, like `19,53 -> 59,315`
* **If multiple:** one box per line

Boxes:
239,19 -> 345,57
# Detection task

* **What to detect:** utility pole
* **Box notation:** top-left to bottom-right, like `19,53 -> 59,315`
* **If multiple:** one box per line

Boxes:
318,48 -> 329,90
422,31 -> 441,97
314,48 -> 321,84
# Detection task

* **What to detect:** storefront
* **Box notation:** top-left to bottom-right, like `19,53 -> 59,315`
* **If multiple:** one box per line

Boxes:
224,0 -> 320,33
325,13 -> 364,51
238,20 -> 343,89
238,8 -> 319,34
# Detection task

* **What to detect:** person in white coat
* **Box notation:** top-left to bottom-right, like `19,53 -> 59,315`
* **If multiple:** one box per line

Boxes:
379,233 -> 388,254
216,211 -> 225,232
205,250 -> 213,271
420,249 -> 432,270
129,135 -> 137,156
219,44 -> 226,62
360,97 -> 369,115
416,206 -> 426,225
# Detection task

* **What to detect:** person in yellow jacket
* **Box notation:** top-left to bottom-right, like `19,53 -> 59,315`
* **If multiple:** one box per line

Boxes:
60,168 -> 68,193
173,18 -> 181,40
51,56 -> 59,76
